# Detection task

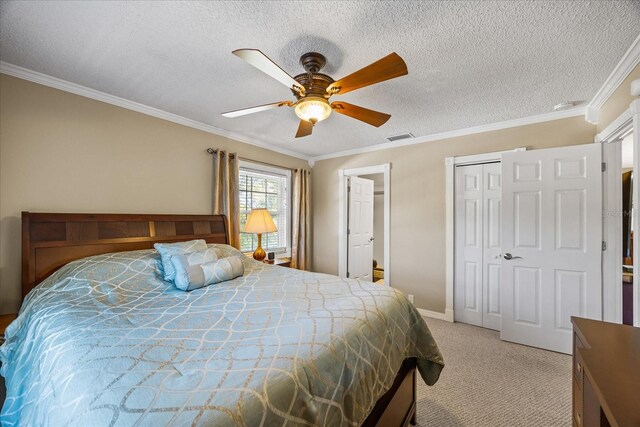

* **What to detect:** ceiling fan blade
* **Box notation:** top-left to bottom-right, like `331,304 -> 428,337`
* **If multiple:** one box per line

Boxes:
233,49 -> 305,94
295,119 -> 313,138
222,101 -> 292,118
330,102 -> 391,127
327,52 -> 407,95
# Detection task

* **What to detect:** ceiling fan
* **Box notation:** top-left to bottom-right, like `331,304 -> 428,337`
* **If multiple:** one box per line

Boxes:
222,49 -> 408,138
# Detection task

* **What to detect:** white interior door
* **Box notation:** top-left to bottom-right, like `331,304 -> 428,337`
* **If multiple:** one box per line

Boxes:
483,163 -> 502,330
454,164 -> 484,326
348,176 -> 374,280
454,163 -> 502,330
501,144 -> 602,354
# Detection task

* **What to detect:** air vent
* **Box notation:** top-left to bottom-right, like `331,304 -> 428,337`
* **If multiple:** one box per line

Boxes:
386,133 -> 414,142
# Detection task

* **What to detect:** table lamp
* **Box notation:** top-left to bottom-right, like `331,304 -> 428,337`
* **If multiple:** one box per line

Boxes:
244,208 -> 277,261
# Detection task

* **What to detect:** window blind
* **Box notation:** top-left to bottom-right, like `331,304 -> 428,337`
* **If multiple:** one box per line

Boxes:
239,167 -> 289,254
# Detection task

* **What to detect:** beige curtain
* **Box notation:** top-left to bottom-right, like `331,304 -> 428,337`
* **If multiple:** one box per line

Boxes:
291,169 -> 311,270
211,149 -> 240,248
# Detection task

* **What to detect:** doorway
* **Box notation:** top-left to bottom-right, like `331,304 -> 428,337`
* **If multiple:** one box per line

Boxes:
601,123 -> 635,325
338,164 -> 391,286
600,107 -> 638,326
445,148 -> 525,325
453,161 -> 502,331
448,144 -> 603,354
360,173 -> 386,284
621,133 -> 634,325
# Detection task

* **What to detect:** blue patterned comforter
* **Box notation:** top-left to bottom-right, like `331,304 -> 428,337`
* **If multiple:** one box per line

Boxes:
0,245 -> 443,426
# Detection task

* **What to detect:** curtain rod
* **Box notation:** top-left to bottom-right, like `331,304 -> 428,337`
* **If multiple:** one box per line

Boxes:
206,148 -> 310,173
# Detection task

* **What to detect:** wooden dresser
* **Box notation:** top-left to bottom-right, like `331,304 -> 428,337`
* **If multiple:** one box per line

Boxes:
572,317 -> 640,427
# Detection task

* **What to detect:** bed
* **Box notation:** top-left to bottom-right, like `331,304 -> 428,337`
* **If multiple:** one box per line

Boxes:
1,212 -> 444,426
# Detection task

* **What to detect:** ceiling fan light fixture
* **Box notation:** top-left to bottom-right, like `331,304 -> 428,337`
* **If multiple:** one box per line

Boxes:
223,49 -> 407,138
295,97 -> 332,123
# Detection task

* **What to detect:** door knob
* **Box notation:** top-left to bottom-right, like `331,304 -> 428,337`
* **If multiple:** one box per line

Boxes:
369,237 -> 375,242
503,253 -> 523,260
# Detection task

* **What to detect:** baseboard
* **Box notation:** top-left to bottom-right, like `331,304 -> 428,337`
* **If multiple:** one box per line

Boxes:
417,308 -> 454,322
444,308 -> 454,322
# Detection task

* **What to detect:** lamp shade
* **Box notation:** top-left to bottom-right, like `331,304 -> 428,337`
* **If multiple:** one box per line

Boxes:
244,208 -> 277,234
294,97 -> 332,123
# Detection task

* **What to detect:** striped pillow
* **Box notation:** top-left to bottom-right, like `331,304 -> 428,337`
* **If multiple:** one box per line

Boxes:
170,255 -> 244,291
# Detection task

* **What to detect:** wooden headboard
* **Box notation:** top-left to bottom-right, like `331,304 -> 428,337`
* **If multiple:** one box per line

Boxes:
22,212 -> 229,297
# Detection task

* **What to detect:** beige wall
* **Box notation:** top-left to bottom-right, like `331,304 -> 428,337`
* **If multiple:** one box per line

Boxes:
0,74 -> 308,314
312,116 -> 596,312
597,63 -> 640,132
5,64 -> 634,316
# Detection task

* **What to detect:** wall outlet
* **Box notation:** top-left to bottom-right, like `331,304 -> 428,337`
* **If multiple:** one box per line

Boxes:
408,294 -> 414,304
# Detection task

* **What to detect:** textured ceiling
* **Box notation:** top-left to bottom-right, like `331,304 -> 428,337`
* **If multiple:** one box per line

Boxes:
1,1 -> 639,158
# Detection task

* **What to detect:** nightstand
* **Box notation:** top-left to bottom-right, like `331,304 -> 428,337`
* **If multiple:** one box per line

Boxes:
0,313 -> 17,345
264,258 -> 291,268
275,258 -> 291,268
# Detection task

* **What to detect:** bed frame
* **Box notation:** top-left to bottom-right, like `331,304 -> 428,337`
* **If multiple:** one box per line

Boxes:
20,211 -> 417,426
21,212 -> 230,297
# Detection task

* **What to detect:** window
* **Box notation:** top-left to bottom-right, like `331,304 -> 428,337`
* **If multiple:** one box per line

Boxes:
239,161 -> 291,256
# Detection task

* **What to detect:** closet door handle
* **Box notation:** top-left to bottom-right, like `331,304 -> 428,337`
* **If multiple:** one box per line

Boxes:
503,253 -> 523,260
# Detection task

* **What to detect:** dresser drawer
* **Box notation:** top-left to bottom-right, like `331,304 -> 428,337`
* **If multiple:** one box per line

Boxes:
573,335 -> 585,427
573,332 -> 585,385
574,350 -> 585,391
573,374 -> 583,427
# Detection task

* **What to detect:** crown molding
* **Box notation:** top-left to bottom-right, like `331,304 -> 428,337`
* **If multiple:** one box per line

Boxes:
310,106 -> 585,162
585,33 -> 640,124
0,61 -> 311,162
594,108 -> 632,143
0,61 -> 605,166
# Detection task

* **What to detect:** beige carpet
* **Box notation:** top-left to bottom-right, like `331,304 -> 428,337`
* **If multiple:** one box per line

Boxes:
416,319 -> 572,426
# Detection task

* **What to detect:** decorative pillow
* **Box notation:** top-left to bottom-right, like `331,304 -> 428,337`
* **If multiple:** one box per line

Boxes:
170,255 -> 245,291
206,244 -> 245,259
166,248 -> 218,288
154,240 -> 209,282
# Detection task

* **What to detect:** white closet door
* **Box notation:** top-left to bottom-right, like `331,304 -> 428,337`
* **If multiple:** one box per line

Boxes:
482,163 -> 502,331
501,144 -> 602,354
454,164 -> 484,326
